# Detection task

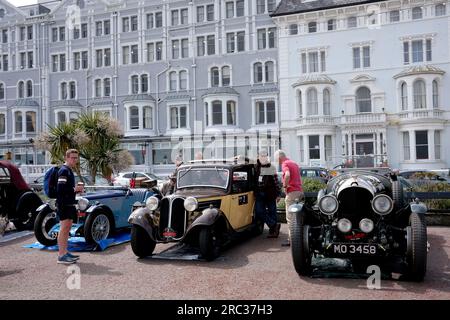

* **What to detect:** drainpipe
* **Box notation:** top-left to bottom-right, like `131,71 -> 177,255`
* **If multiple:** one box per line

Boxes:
156,63 -> 171,136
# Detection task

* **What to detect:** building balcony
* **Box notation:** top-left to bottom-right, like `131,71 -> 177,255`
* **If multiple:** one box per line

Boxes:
297,115 -> 335,126
340,113 -> 386,126
398,109 -> 444,121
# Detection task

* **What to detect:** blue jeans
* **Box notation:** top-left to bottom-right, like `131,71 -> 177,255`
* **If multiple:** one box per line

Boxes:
255,192 -> 278,228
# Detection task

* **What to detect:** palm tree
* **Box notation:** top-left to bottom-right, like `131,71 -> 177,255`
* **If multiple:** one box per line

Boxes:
74,112 -> 133,184
35,122 -> 85,182
35,113 -> 134,184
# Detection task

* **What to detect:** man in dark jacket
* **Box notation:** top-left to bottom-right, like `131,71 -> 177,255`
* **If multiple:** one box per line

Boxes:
56,149 -> 84,264
254,150 -> 281,238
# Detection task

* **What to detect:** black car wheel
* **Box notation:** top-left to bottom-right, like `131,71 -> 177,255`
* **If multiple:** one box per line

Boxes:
392,180 -> 405,209
14,193 -> 43,231
34,210 -> 58,246
131,225 -> 156,258
406,212 -> 427,281
84,211 -> 112,244
291,212 -> 312,276
199,227 -> 221,261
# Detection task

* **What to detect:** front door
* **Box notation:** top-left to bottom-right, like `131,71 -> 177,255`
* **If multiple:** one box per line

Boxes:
356,141 -> 374,167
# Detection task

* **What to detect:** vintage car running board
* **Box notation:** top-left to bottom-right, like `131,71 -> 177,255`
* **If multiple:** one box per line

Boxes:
147,243 -> 221,261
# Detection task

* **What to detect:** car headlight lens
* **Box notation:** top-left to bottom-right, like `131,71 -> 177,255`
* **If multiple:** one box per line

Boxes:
184,197 -> 198,212
145,196 -> 159,211
318,195 -> 339,216
359,218 -> 374,233
337,218 -> 352,233
371,194 -> 393,215
77,197 -> 89,211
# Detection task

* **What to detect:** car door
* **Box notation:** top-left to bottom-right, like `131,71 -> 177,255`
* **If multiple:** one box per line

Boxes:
228,168 -> 254,230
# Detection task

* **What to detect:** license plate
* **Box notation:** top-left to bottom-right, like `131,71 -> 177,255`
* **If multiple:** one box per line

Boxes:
331,243 -> 377,255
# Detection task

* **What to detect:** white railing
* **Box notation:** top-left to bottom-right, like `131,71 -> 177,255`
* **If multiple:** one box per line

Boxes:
298,116 -> 335,126
19,165 -> 53,183
340,113 -> 386,124
398,109 -> 444,120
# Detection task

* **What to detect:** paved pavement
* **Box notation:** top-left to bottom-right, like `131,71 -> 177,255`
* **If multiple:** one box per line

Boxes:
1,224 -> 449,300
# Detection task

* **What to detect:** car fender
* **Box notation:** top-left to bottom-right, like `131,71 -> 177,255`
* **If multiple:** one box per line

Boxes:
128,207 -> 157,240
184,207 -> 228,239
410,202 -> 427,215
36,203 -> 54,215
288,202 -> 305,215
15,191 -> 43,214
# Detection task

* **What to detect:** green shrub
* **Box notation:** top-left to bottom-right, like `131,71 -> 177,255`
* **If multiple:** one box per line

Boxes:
302,178 -> 327,192
412,182 -> 450,210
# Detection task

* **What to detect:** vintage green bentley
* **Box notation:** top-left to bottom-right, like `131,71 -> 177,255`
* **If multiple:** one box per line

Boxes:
128,160 -> 263,260
289,170 -> 428,281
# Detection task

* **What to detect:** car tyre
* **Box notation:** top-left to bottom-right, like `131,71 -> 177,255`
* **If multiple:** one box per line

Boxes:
199,227 -> 221,261
392,180 -> 404,209
84,211 -> 112,244
406,212 -> 427,281
252,219 -> 264,236
131,225 -> 156,258
34,210 -> 58,246
291,211 -> 312,276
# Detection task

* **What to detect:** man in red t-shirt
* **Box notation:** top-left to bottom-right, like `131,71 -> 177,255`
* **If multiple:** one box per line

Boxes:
275,150 -> 304,247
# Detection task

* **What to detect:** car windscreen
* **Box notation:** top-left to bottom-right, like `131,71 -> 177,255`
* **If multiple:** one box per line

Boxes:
177,167 -> 230,189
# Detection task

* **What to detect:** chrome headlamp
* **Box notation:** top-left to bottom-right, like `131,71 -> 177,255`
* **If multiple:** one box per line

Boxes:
145,196 -> 159,211
359,218 -> 374,233
77,197 -> 89,211
337,218 -> 352,233
371,194 -> 393,216
318,195 -> 339,216
184,197 -> 198,212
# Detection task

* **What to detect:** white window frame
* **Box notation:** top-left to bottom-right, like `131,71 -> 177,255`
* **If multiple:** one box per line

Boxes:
253,98 -> 277,126
300,48 -> 327,74
251,59 -> 276,84
402,36 -> 434,65
166,69 -> 189,92
168,104 -> 189,130
208,64 -> 232,87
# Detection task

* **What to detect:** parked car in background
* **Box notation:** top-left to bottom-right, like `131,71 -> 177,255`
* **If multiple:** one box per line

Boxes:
398,170 -> 450,185
0,161 -> 43,232
30,174 -> 110,192
300,167 -> 330,184
34,180 -> 160,246
113,172 -> 165,189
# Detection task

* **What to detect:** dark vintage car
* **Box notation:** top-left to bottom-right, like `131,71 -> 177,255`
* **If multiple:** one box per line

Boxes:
34,180 -> 159,246
289,170 -> 428,281
0,161 -> 43,233
128,160 -> 263,260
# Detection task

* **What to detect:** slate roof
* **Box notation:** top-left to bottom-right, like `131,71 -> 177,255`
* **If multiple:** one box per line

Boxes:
201,87 -> 239,97
393,65 -> 446,79
271,0 -> 387,17
292,74 -> 336,87
122,94 -> 155,102
50,100 -> 83,108
9,99 -> 40,107
88,99 -> 115,107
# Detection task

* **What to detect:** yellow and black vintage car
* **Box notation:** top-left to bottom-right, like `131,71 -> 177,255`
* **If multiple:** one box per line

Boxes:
128,160 -> 263,260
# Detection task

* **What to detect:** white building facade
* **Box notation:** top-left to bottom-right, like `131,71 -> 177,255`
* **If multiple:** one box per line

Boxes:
272,0 -> 450,169
0,0 -> 281,175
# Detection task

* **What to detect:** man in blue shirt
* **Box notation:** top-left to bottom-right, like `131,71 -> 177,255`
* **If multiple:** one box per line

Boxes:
56,149 -> 84,264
